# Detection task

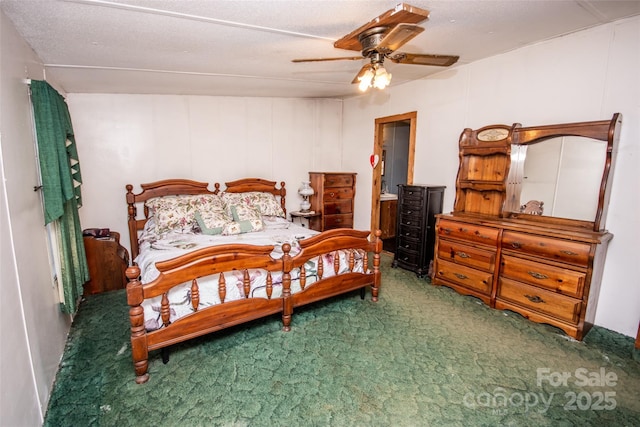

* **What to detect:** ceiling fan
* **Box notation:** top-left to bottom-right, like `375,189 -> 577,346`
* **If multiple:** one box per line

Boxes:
292,3 -> 459,91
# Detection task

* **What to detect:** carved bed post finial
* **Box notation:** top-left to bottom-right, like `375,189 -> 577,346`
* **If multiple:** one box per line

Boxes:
281,243 -> 293,332
126,265 -> 149,384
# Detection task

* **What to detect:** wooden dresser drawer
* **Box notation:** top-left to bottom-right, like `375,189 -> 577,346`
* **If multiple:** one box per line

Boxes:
501,255 -> 585,298
437,240 -> 496,273
323,174 -> 354,188
437,219 -> 499,247
323,187 -> 354,201
498,277 -> 582,324
324,199 -> 352,215
324,214 -> 353,229
434,259 -> 493,295
502,231 -> 590,266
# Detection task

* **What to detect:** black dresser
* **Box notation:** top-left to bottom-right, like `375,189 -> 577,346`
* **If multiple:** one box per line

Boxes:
392,185 -> 445,277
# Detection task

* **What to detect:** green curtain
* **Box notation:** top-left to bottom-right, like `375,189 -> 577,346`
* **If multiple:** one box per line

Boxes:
30,80 -> 89,314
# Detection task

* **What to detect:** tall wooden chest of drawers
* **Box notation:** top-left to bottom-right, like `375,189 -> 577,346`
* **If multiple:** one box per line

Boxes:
308,172 -> 356,232
392,185 -> 445,277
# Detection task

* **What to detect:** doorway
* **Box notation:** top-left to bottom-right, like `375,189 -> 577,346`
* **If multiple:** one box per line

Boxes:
370,112 -> 417,252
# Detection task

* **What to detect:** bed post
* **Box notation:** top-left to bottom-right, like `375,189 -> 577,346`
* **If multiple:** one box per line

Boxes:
125,184 -> 140,260
279,181 -> 287,215
281,243 -> 292,332
371,229 -> 382,302
126,266 -> 149,384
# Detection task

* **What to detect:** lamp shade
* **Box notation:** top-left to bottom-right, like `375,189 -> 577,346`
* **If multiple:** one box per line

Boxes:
298,181 -> 314,212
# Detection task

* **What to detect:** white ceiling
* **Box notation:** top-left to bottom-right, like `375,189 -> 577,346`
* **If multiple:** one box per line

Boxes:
2,0 -> 639,98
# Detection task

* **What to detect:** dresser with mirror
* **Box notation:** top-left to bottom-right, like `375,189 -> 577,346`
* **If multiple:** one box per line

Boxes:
432,114 -> 621,340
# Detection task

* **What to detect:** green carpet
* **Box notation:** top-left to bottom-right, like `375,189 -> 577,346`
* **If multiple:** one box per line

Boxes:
44,254 -> 639,426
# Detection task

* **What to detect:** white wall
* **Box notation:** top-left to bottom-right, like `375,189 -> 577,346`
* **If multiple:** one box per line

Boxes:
67,94 -> 343,255
342,17 -> 640,338
0,10 -> 71,425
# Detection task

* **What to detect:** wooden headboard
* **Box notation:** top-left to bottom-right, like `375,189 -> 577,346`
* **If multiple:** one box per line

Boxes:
125,178 -> 287,260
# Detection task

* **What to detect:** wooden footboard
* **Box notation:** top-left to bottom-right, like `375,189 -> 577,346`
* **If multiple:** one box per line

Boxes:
126,230 -> 382,384
126,243 -> 290,384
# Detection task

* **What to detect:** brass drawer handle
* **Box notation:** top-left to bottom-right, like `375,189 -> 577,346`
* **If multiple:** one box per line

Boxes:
525,294 -> 545,304
511,242 -> 522,249
560,250 -> 578,256
442,228 -> 451,234
528,271 -> 549,280
454,273 -> 468,280
456,251 -> 471,259
329,192 -> 335,197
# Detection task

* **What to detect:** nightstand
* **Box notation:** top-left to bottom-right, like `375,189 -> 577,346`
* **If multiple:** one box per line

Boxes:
290,211 -> 322,231
83,231 -> 129,295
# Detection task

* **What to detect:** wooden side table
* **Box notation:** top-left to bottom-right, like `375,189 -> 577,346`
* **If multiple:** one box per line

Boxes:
83,231 -> 129,295
290,211 -> 322,231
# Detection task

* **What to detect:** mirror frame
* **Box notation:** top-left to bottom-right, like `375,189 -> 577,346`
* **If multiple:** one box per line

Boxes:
506,113 -> 621,232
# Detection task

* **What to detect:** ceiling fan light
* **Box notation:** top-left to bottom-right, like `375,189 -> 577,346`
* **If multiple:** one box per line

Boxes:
373,66 -> 391,89
358,69 -> 374,91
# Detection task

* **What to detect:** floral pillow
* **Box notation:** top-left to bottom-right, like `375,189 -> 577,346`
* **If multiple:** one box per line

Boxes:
194,209 -> 232,235
221,192 -> 285,218
221,204 -> 264,235
146,194 -> 226,234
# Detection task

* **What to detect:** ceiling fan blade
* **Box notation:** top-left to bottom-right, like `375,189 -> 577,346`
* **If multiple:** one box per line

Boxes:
389,53 -> 459,67
377,24 -> 424,52
292,56 -> 363,63
351,64 -> 374,84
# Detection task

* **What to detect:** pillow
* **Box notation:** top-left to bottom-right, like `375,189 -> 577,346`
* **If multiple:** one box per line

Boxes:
229,204 -> 262,222
145,194 -> 226,234
220,204 -> 264,236
221,192 -> 285,218
195,211 -> 227,235
222,220 -> 264,236
191,194 -> 226,211
145,195 -> 198,234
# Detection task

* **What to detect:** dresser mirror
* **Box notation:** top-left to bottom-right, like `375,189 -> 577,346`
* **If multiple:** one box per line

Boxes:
506,113 -> 621,231
508,135 -> 607,222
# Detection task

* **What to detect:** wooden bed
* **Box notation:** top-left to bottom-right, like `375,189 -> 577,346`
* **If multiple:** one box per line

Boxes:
125,178 -> 382,383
